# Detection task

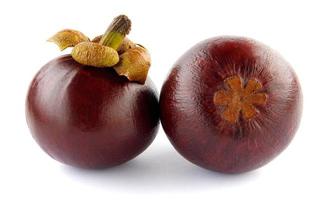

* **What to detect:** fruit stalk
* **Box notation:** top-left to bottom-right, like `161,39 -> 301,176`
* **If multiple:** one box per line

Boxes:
99,15 -> 132,50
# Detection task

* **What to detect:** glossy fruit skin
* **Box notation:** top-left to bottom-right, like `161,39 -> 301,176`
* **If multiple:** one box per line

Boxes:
160,37 -> 302,173
26,55 -> 159,169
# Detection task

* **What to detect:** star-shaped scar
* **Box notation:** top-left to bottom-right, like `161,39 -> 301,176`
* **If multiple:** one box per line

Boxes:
213,75 -> 268,123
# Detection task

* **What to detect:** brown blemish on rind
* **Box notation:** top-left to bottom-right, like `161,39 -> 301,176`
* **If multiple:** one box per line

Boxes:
213,75 -> 267,123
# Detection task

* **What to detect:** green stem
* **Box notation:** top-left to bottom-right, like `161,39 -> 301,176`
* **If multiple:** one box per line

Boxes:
99,15 -> 131,50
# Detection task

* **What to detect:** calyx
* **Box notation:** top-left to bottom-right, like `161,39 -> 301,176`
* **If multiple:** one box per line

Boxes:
48,15 -> 150,84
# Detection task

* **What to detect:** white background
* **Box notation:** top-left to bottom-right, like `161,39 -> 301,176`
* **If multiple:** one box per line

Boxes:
1,0 -> 314,199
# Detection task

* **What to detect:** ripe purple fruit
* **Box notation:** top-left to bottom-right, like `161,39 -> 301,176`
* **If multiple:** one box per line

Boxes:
26,55 -> 159,168
26,15 -> 159,169
160,37 -> 302,173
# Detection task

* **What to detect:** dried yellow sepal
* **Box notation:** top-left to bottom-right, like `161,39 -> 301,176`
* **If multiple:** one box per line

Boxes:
48,29 -> 90,50
117,37 -> 136,54
71,42 -> 119,67
92,35 -> 136,54
114,45 -> 151,84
